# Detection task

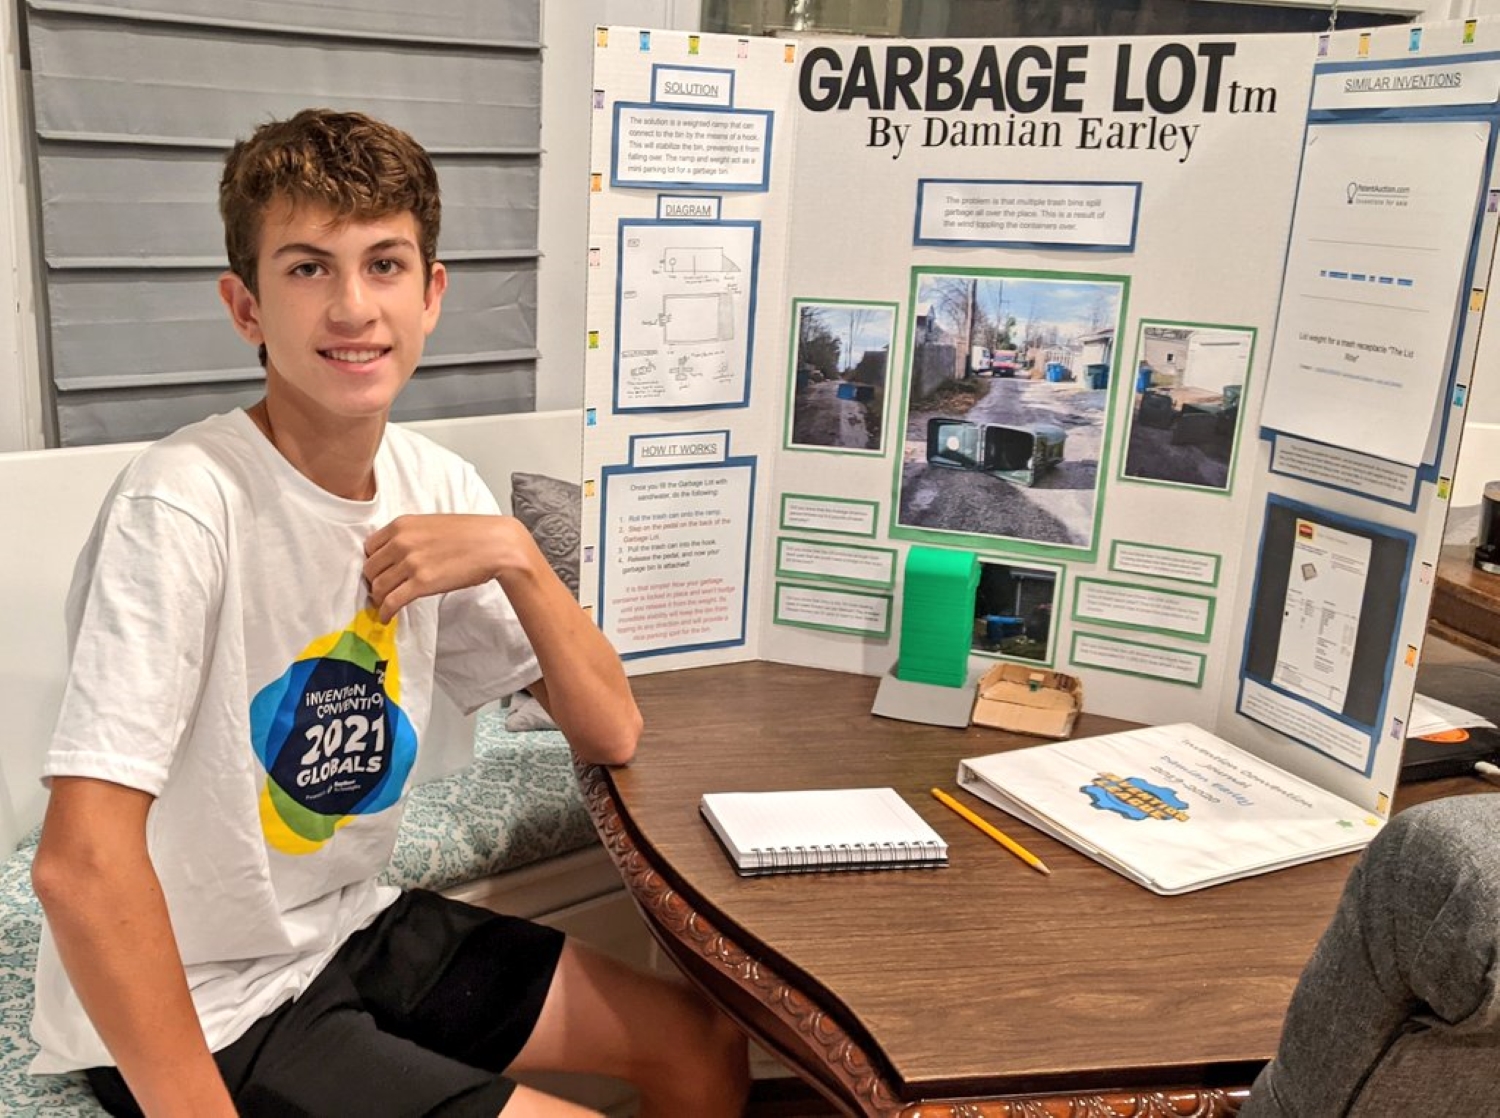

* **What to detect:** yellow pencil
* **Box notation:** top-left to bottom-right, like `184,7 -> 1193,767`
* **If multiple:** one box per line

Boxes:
931,787 -> 1051,876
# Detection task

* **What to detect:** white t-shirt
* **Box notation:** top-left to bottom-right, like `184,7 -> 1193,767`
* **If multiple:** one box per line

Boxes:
30,410 -> 541,1072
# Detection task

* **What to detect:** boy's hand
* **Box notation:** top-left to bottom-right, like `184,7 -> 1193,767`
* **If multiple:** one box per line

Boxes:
367,514 -> 641,765
364,513 -> 537,622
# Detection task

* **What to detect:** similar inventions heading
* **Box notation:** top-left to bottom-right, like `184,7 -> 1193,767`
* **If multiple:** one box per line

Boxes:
1344,70 -> 1462,93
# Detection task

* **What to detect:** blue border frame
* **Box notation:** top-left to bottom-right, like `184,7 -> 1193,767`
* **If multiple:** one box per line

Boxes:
1235,494 -> 1415,776
650,63 -> 736,107
1265,431 -> 1423,511
1258,52 -> 1500,494
596,455 -> 758,661
610,102 -> 774,192
1309,49 -> 1500,92
613,218 -> 761,415
912,178 -> 1142,252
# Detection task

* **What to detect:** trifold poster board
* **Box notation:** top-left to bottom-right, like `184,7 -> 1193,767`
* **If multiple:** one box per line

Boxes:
581,19 -> 1500,818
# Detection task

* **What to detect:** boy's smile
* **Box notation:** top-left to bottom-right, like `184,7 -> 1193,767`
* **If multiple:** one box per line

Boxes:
219,201 -> 447,426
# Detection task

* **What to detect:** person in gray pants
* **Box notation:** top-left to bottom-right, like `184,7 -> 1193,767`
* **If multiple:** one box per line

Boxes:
1243,794 -> 1500,1116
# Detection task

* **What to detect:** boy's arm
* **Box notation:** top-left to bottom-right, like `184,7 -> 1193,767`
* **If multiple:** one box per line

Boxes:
364,513 -> 642,765
32,777 -> 236,1117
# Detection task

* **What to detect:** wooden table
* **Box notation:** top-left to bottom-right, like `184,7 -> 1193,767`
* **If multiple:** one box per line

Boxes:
1431,543 -> 1500,659
579,661 -> 1476,1117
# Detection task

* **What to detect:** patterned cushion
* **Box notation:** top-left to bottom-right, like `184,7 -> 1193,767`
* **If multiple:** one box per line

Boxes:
2,714 -> 595,1111
505,691 -> 558,733
380,715 -> 596,893
0,832 -> 103,1115
510,472 -> 581,596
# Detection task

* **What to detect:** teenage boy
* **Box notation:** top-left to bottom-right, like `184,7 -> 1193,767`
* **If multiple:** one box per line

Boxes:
29,109 -> 749,1118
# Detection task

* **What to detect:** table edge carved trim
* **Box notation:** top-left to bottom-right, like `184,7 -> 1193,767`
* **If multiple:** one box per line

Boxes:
901,1090 -> 1246,1117
578,760 -> 903,1116
577,762 -> 1249,1118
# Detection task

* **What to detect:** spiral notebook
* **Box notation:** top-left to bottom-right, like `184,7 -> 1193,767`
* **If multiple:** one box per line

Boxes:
699,787 -> 949,876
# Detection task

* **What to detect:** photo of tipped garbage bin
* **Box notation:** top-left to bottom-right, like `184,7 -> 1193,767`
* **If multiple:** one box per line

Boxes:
926,417 -> 1066,487
898,267 -> 1123,550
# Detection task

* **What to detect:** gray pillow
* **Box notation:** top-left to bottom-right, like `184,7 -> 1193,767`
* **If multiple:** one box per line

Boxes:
505,691 -> 559,732
510,471 -> 581,596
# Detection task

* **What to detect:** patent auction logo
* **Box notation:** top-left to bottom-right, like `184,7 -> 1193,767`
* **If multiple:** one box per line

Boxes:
1345,180 -> 1411,207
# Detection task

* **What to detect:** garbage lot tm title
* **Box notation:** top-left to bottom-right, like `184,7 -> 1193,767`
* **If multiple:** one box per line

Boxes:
799,41 -> 1279,164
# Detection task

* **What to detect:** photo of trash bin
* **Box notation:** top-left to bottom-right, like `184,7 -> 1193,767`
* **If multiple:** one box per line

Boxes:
971,560 -> 1059,664
896,267 -> 1125,551
926,418 -> 1066,487
1121,322 -> 1255,492
786,299 -> 897,455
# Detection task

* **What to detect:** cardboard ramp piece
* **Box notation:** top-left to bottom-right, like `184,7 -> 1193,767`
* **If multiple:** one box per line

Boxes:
971,663 -> 1084,739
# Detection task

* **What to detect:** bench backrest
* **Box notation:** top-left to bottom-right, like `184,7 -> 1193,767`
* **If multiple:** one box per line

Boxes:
0,410 -> 582,852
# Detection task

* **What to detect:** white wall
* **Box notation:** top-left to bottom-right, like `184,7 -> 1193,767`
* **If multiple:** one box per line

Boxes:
0,0 -> 44,452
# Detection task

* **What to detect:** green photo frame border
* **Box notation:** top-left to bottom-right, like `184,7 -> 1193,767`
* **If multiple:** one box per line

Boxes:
775,536 -> 898,590
778,492 -> 880,538
1068,629 -> 1208,688
970,555 -> 1066,668
1117,317 -> 1258,497
1108,539 -> 1223,588
888,264 -> 1131,565
773,581 -> 893,639
783,297 -> 900,458
1070,575 -> 1216,643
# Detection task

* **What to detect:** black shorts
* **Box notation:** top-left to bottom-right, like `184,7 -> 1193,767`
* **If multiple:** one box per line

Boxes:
87,889 -> 567,1118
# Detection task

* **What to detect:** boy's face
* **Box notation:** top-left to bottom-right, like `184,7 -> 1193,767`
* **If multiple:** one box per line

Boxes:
218,199 -> 446,423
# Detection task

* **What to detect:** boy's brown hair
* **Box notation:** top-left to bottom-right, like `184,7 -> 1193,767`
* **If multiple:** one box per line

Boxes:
219,108 -> 442,293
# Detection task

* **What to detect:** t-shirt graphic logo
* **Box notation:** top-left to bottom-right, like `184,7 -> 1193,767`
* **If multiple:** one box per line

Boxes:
249,607 -> 416,855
